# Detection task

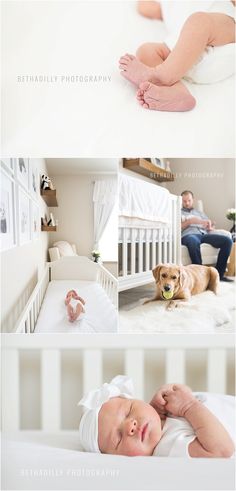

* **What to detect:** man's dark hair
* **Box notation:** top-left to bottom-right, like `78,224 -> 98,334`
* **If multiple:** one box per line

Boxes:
181,190 -> 194,198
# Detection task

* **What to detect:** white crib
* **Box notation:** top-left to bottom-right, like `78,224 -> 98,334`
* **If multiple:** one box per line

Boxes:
14,256 -> 118,333
2,334 -> 235,491
2,333 -> 234,431
118,194 -> 182,291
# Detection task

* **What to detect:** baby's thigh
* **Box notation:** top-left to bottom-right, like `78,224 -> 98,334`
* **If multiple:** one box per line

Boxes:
209,13 -> 235,46
136,42 -> 170,64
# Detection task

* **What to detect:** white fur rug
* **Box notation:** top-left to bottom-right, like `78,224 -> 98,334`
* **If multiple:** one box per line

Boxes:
119,282 -> 235,333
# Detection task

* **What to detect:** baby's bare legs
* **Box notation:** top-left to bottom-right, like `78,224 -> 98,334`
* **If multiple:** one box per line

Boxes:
120,43 -> 195,111
67,303 -> 75,322
73,302 -> 84,321
120,12 -> 235,111
154,12 -> 235,85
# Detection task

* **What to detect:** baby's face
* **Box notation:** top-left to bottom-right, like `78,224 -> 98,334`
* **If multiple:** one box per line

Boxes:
98,397 -> 162,456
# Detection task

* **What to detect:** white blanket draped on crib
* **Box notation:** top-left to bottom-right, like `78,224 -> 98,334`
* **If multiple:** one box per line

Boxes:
119,174 -> 171,223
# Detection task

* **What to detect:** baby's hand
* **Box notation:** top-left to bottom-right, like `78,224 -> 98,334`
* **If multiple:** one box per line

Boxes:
150,384 -> 195,418
163,384 -> 196,417
150,383 -> 176,419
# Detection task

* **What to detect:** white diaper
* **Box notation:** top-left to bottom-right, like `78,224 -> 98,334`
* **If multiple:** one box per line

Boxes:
67,296 -> 85,318
184,43 -> 235,84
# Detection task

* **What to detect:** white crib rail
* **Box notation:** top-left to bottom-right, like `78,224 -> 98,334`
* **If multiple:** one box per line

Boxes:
14,266 -> 49,334
96,264 -> 118,308
2,333 -> 233,431
118,194 -> 182,291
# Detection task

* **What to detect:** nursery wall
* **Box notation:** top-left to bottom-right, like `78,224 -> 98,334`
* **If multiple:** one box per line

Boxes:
1,159 -> 49,332
164,159 -> 235,230
120,159 -> 235,230
48,172 -> 117,276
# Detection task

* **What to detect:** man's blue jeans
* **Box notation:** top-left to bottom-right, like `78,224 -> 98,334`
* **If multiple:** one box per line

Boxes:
181,233 -> 233,279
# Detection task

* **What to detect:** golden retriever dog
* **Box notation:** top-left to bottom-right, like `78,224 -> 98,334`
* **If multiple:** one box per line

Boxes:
145,263 -> 219,309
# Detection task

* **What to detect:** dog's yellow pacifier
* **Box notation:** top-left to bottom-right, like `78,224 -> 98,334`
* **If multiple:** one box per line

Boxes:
162,291 -> 174,300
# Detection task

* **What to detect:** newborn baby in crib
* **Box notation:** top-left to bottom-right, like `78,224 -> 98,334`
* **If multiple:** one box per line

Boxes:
65,290 -> 85,322
78,376 -> 235,457
119,1 -> 235,111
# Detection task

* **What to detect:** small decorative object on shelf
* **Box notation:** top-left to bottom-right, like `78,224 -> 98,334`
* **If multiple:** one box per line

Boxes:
41,216 -> 57,231
40,175 -> 58,206
92,250 -> 101,263
226,208 -> 236,239
165,160 -> 171,172
41,175 -> 54,191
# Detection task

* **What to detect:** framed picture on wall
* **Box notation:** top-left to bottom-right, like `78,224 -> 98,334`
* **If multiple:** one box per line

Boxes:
0,169 -> 16,251
1,159 -> 15,175
16,158 -> 29,190
18,187 -> 31,245
31,201 -> 40,240
29,160 -> 39,199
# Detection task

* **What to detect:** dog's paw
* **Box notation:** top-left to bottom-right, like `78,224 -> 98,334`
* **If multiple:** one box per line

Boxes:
166,300 -> 177,311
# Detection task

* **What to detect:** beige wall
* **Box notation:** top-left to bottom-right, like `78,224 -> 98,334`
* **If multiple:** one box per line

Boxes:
1,159 -> 49,332
164,159 -> 235,230
49,173 -> 117,275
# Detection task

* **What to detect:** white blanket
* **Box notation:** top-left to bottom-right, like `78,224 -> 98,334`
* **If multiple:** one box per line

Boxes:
34,280 -> 117,333
119,174 -> 171,222
2,431 -> 234,490
2,1 -> 234,157
119,282 -> 235,333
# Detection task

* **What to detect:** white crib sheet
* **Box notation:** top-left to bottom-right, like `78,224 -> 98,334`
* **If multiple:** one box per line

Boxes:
2,431 -> 234,490
2,2 -> 234,157
34,280 -> 117,333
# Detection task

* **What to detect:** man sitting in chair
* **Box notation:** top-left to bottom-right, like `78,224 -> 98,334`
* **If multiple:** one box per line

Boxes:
181,190 -> 233,282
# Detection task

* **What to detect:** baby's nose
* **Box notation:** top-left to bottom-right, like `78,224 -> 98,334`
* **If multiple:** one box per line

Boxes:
126,419 -> 138,436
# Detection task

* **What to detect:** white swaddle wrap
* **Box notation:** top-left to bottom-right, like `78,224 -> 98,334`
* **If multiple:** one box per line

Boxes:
78,375 -> 134,453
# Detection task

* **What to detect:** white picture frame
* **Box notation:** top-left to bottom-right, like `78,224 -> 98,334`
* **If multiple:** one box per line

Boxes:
31,201 -> 40,240
16,158 -> 29,190
0,169 -> 16,251
150,158 -> 163,168
1,159 -> 15,175
18,187 -> 31,245
29,160 -> 39,199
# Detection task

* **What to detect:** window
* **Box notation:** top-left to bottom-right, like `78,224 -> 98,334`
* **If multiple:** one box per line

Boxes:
99,198 -> 118,262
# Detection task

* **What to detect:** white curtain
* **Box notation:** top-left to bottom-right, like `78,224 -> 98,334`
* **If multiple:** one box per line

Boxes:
93,179 -> 117,250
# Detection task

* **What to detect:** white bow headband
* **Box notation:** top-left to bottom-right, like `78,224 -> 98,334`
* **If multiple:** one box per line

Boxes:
78,375 -> 134,453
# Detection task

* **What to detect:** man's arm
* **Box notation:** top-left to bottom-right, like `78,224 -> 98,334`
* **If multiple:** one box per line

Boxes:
181,216 -> 212,230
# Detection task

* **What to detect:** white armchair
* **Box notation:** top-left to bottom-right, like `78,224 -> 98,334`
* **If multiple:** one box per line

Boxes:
181,201 -> 231,266
49,241 -> 77,262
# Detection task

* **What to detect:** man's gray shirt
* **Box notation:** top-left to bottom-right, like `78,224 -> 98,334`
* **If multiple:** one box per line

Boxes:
181,207 -> 209,238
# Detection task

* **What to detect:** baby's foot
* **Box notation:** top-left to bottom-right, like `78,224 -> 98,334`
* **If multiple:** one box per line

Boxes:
137,81 -> 196,112
119,54 -> 156,86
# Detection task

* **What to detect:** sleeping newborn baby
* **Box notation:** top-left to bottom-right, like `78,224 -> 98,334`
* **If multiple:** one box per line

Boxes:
119,0 -> 235,111
78,376 -> 235,457
65,290 -> 85,322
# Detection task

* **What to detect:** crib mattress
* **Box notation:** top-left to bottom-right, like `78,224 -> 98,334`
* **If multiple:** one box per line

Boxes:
2,431 -> 234,490
34,280 -> 117,333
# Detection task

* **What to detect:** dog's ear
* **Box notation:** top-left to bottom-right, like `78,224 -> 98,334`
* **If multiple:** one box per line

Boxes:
179,266 -> 187,289
152,264 -> 163,282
